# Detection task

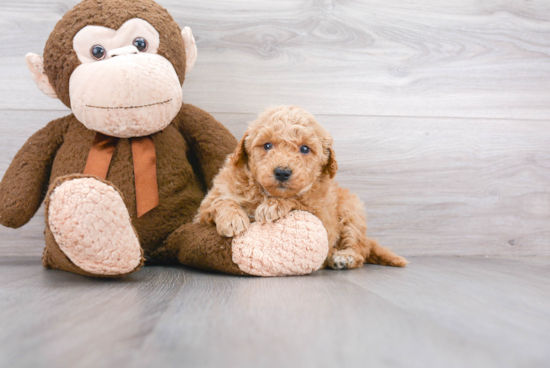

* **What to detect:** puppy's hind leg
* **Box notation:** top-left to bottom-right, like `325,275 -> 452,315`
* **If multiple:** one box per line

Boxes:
327,188 -> 408,269
329,237 -> 409,269
327,189 -> 370,270
365,238 -> 408,267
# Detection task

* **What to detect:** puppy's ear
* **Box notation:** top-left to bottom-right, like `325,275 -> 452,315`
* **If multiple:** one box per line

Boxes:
231,133 -> 249,167
324,145 -> 338,178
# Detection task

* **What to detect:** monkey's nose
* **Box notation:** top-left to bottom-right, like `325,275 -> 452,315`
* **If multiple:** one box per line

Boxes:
274,167 -> 292,182
108,46 -> 139,58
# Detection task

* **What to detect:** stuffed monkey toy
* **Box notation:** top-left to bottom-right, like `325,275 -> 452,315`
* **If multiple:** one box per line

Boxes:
0,0 -> 328,277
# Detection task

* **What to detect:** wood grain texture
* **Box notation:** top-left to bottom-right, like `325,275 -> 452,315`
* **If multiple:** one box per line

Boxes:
1,111 -> 548,257
0,257 -> 189,368
1,0 -> 550,118
0,256 -> 549,368
0,0 -> 549,257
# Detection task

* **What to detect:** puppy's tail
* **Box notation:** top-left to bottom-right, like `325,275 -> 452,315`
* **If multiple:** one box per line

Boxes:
365,238 -> 409,267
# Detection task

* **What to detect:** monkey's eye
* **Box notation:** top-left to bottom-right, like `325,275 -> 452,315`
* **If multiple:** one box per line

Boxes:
264,143 -> 273,151
133,37 -> 148,52
300,145 -> 311,154
90,45 -> 106,61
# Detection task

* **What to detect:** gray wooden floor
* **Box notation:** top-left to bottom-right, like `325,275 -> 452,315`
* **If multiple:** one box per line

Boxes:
0,256 -> 549,368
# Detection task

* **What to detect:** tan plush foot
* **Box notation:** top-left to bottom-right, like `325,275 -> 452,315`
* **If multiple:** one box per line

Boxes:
231,211 -> 329,276
328,248 -> 364,270
47,177 -> 142,276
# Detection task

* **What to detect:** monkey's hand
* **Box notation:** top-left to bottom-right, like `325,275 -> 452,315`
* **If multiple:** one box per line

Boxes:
0,118 -> 67,228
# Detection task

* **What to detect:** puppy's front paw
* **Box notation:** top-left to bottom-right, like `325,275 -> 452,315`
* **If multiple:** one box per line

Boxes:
215,209 -> 250,237
328,249 -> 364,270
255,199 -> 293,224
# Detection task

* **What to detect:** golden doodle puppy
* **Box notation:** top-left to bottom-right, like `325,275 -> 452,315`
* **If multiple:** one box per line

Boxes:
196,106 -> 408,269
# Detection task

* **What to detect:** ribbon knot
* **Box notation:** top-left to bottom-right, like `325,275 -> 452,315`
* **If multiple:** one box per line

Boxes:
83,132 -> 159,218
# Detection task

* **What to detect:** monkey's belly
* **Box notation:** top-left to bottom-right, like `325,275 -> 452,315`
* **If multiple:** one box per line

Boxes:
132,175 -> 205,254
50,119 -> 206,253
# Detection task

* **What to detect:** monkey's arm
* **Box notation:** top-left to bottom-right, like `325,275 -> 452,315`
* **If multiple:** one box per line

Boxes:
175,104 -> 237,189
0,118 -> 68,228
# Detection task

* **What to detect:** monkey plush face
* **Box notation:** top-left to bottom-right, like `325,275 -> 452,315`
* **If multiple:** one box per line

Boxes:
25,0 -> 198,138
69,18 -> 183,137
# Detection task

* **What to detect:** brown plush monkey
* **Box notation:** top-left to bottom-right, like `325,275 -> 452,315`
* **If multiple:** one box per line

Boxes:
0,0 -> 328,277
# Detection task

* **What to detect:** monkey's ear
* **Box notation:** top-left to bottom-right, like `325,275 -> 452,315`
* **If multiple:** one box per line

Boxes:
181,27 -> 197,75
25,53 -> 58,99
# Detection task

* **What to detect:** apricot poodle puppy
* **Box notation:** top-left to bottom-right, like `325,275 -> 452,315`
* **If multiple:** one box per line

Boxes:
195,106 -> 408,269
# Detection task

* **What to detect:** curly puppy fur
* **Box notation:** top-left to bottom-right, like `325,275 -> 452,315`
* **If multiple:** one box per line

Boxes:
196,106 -> 408,269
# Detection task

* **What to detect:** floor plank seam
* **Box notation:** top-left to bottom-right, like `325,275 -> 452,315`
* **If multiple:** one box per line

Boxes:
1,108 -> 550,123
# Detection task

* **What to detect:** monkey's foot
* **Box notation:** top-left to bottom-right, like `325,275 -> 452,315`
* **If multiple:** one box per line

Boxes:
232,211 -> 328,276
46,176 -> 143,276
159,211 -> 328,277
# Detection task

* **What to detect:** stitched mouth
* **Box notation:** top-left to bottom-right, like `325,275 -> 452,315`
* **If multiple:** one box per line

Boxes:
86,99 -> 172,110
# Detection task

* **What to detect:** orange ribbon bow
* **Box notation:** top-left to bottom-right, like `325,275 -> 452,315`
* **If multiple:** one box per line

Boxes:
83,132 -> 159,218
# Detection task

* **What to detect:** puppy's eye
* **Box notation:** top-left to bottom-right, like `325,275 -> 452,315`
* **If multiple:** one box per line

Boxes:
133,37 -> 148,52
300,145 -> 311,154
264,143 -> 273,151
90,45 -> 106,60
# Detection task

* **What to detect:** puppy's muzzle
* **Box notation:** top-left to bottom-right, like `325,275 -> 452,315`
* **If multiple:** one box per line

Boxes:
274,167 -> 292,182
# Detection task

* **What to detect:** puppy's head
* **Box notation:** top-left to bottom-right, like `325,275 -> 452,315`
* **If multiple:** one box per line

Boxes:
232,106 -> 337,198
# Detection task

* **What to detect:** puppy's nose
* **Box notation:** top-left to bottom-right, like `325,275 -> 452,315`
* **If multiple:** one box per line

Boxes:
274,167 -> 292,182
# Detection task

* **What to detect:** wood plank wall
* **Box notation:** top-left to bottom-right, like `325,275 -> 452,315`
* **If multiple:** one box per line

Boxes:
1,0 -> 549,257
